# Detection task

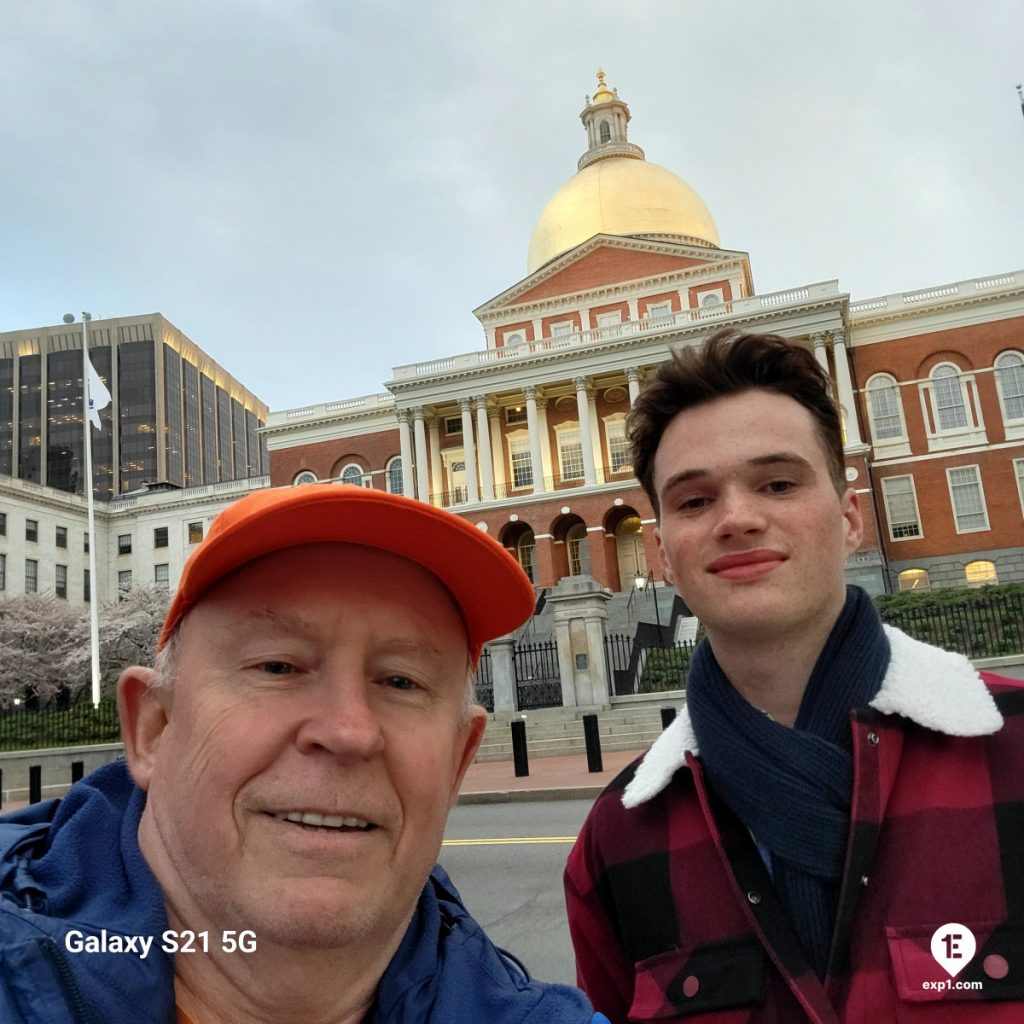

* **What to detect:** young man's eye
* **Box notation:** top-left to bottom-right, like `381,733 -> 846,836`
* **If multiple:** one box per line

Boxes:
680,496 -> 710,511
765,480 -> 795,494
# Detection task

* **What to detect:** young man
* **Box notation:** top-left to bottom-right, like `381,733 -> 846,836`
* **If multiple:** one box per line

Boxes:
565,329 -> 1024,1022
1,486 -> 605,1024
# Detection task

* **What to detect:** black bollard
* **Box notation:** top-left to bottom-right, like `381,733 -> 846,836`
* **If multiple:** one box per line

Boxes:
511,719 -> 529,778
0,768 -> 3,809
71,760 -> 85,784
660,706 -> 677,729
583,713 -> 603,773
29,765 -> 42,805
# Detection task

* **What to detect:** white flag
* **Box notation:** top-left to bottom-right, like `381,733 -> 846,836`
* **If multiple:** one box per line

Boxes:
85,351 -> 111,430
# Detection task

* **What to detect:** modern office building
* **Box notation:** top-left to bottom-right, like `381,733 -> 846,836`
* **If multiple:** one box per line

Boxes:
0,313 -> 268,500
264,73 -> 1024,594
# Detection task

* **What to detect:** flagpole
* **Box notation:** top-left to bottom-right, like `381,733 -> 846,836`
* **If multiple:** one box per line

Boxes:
70,311 -> 103,706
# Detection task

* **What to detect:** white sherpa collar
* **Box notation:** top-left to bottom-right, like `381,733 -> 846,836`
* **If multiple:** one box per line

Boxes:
621,626 -> 1003,809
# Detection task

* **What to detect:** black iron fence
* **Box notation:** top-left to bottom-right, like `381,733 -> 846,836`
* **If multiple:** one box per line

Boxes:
878,590 -> 1024,660
513,639 -> 562,710
473,648 -> 494,712
606,633 -> 695,696
0,696 -> 121,753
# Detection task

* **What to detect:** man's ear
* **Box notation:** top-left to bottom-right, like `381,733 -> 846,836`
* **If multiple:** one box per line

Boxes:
654,525 -> 676,585
449,707 -> 487,808
117,667 -> 171,792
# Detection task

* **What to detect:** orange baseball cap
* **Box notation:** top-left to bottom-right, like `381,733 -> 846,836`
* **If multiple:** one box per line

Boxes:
159,484 -> 536,661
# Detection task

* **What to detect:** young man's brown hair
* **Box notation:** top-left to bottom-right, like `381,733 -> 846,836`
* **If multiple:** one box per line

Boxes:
628,327 -> 846,515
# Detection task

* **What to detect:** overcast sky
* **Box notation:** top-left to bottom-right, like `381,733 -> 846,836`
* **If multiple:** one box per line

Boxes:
2,1 -> 1022,411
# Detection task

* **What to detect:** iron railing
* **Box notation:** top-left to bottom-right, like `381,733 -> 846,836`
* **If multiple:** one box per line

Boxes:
0,696 -> 120,752
513,639 -> 562,710
606,633 -> 695,696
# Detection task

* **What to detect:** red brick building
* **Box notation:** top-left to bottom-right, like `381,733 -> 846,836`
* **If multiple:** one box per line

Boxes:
264,73 -> 1024,596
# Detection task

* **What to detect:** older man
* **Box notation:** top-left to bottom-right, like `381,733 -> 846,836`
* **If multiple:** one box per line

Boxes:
1,485 -> 602,1024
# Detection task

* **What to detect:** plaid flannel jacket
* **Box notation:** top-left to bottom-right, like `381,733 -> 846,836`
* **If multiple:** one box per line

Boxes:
565,627 -> 1024,1023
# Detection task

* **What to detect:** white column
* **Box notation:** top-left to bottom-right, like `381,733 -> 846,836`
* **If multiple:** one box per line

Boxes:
537,396 -> 553,483
626,367 -> 642,406
396,409 -> 415,498
678,288 -> 690,311
830,329 -> 864,446
485,325 -> 498,348
524,385 -> 547,495
574,376 -> 597,486
811,332 -> 829,374
627,297 -> 640,322
578,306 -> 590,338
459,397 -> 480,503
588,392 -> 605,484
489,409 -> 506,497
412,406 -> 430,502
427,415 -> 443,497
475,397 -> 494,501
531,318 -> 544,343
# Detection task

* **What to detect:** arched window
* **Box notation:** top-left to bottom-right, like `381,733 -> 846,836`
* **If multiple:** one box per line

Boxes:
897,568 -> 930,591
340,464 -> 365,486
599,120 -> 611,143
293,470 -> 317,485
386,457 -> 404,494
995,351 -> 1024,423
567,523 -> 591,576
931,364 -> 968,431
965,560 -> 998,587
517,530 -> 536,583
866,374 -> 906,442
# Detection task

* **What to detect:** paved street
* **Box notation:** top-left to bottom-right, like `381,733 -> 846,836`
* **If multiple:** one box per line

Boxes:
440,799 -> 593,987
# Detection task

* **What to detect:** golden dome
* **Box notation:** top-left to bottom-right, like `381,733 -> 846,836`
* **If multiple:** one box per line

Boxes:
527,156 -> 720,274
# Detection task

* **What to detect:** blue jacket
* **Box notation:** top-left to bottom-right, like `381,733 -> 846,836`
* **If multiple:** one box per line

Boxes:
0,761 -> 603,1024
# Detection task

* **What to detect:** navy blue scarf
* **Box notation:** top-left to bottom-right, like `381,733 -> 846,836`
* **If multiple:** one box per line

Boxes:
688,586 -> 890,978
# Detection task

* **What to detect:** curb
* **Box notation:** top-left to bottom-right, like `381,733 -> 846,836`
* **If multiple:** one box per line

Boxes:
457,785 -> 605,805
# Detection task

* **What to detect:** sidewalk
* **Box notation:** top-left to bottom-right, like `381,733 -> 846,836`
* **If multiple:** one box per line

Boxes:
458,746 -> 645,804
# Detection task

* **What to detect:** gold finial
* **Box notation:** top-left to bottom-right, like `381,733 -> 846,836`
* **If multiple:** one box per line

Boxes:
592,67 -> 614,104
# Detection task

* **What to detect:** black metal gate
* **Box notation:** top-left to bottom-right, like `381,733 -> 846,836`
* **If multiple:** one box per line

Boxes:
513,639 -> 562,710
472,648 -> 494,712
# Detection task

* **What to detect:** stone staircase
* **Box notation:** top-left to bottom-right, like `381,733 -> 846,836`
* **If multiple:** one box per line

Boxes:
474,701 -> 685,763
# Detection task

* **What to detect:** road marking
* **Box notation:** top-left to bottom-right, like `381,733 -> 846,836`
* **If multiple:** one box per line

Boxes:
442,836 -> 578,846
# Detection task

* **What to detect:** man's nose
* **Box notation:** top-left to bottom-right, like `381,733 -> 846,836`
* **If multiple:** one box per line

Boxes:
710,487 -> 768,541
294,673 -> 386,760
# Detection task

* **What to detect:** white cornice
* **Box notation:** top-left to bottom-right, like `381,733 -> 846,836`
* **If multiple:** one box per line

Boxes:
473,234 -> 751,319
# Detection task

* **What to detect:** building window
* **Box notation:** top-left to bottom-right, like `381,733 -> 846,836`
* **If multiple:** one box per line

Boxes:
444,416 -> 462,436
994,351 -> 1024,433
84,568 -> 90,603
55,525 -> 68,548
558,428 -> 585,481
339,464 -> 365,486
26,519 -> 38,542
700,291 -> 723,307
567,523 -> 590,576
550,321 -> 575,338
118,569 -> 133,592
599,119 -> 611,143
517,531 -> 536,583
646,301 -> 673,322
1015,459 -> 1024,518
84,531 -> 90,554
509,437 -> 533,489
154,563 -> 170,589
55,564 -> 67,599
880,475 -> 923,540
0,553 -> 5,591
505,405 -> 527,425
154,526 -> 169,548
604,417 -> 631,473
0,512 -> 6,536
118,534 -> 132,555
865,374 -> 908,444
25,559 -> 38,594
293,470 -> 318,485
946,465 -> 989,533
188,521 -> 204,544
384,458 -> 403,495
965,560 -> 998,587
919,362 -> 986,451
503,332 -> 525,349
897,568 -> 930,591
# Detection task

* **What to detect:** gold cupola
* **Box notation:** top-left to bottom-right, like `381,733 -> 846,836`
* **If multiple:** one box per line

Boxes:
527,72 -> 720,274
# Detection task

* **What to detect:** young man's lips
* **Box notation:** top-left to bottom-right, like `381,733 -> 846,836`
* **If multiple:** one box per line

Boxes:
707,551 -> 786,579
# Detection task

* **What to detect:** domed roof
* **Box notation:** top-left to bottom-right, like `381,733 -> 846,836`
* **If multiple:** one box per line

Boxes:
526,73 -> 720,274
527,157 -> 720,273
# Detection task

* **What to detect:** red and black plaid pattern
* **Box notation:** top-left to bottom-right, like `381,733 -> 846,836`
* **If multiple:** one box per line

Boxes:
565,672 -> 1024,1023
